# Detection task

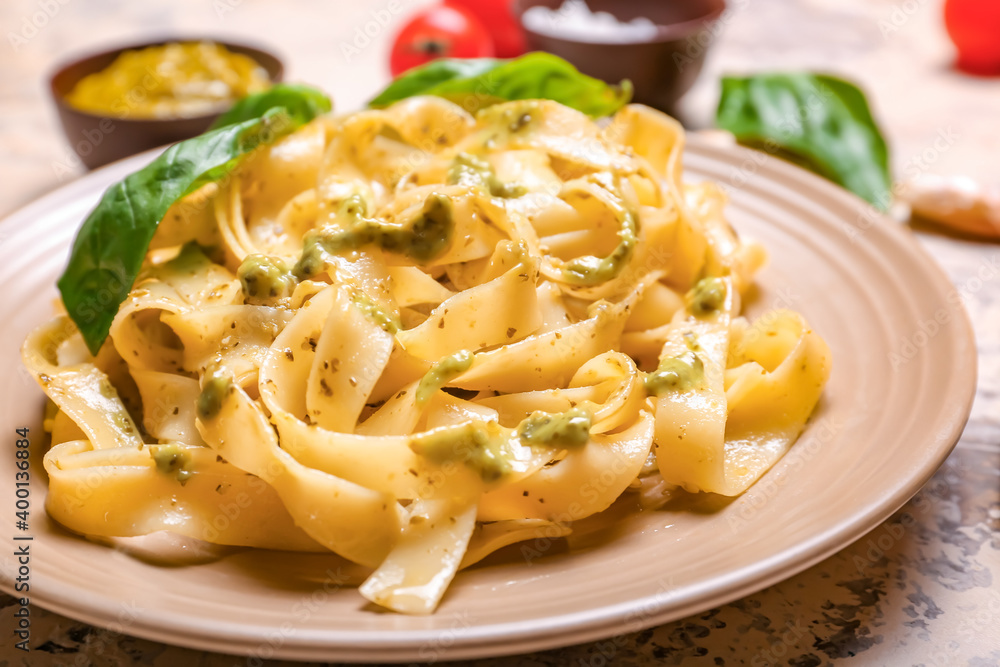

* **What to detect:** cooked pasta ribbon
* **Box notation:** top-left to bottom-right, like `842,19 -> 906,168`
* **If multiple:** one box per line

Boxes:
23,97 -> 830,614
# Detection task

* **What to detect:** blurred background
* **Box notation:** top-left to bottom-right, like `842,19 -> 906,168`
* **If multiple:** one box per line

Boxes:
1,0 -> 997,217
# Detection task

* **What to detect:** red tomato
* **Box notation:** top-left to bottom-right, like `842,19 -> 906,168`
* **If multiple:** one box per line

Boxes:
445,0 -> 526,58
944,0 -> 1000,75
389,5 -> 495,76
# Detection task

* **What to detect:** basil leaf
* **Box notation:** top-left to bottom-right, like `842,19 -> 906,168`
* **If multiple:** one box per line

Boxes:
716,73 -> 891,210
210,83 -> 332,130
368,53 -> 632,118
60,85 -> 330,355
369,59 -> 504,107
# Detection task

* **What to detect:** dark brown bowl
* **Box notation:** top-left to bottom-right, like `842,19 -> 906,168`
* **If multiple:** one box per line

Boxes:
50,38 -> 284,170
514,0 -> 726,112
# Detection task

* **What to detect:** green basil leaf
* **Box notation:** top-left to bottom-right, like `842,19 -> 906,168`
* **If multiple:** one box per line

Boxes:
715,73 -> 891,210
368,53 -> 632,118
209,83 -> 332,130
59,85 -> 330,355
369,59 -> 504,108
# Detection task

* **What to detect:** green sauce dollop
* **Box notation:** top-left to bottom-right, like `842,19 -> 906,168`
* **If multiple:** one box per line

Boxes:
644,350 -> 705,395
151,443 -> 192,484
411,422 -> 510,483
294,193 -> 455,278
517,407 -> 592,448
416,350 -> 474,405
238,254 -> 296,301
350,289 -> 400,334
410,407 -> 594,483
196,367 -> 233,420
447,153 -> 526,199
560,209 -> 637,286
686,277 -> 727,317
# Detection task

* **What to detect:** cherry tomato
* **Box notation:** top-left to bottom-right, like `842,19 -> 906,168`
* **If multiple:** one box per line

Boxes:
944,0 -> 1000,75
445,0 -> 526,58
389,5 -> 495,76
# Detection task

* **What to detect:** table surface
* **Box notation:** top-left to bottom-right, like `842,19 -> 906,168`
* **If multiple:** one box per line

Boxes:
1,0 -> 998,665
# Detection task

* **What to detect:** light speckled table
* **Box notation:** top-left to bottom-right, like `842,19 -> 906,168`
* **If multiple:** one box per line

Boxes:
1,0 -> 998,665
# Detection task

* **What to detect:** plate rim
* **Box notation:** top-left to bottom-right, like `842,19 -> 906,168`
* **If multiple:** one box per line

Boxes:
0,135 -> 977,662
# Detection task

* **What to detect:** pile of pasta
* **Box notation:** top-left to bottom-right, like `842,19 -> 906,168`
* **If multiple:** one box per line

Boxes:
23,97 -> 831,614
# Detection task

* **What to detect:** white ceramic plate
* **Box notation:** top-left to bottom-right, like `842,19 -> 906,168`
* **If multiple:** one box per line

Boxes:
0,137 -> 976,662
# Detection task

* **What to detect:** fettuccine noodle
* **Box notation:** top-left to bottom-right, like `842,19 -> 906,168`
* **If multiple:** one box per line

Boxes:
23,97 -> 831,614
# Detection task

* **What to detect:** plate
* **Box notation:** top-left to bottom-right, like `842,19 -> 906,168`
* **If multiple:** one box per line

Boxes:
0,137 -> 976,662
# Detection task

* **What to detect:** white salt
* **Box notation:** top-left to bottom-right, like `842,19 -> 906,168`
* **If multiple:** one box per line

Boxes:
522,0 -> 660,44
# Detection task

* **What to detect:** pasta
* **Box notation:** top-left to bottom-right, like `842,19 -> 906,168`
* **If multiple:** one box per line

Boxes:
22,97 -> 831,614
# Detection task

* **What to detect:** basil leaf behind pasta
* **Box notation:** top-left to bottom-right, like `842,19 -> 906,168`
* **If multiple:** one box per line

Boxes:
716,73 -> 891,210
368,53 -> 632,118
210,83 -> 333,130
60,85 -> 332,355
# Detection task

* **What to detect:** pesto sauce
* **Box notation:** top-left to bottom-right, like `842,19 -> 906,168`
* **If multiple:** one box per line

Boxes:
644,350 -> 705,395
682,331 -> 701,352
686,277 -> 727,317
447,153 -> 526,199
410,407 -> 595,482
238,254 -> 296,300
560,209 -> 637,286
293,194 -> 455,278
338,194 -> 367,220
350,289 -> 400,334
196,367 -> 233,420
151,443 -> 192,484
485,101 -> 538,137
517,407 -> 592,448
293,235 -> 327,280
415,350 -> 474,405
411,422 -> 510,483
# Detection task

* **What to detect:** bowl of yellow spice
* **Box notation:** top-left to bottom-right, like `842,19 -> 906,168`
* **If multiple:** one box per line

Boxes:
50,39 -> 283,169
